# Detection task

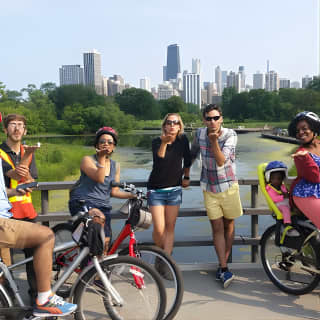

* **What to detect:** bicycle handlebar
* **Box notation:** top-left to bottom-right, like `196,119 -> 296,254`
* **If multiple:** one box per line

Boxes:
111,181 -> 147,200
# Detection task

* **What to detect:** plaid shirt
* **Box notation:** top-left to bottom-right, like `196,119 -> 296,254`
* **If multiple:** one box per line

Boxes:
190,127 -> 238,193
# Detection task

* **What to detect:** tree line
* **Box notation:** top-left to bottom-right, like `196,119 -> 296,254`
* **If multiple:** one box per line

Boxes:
222,77 -> 320,122
2,78 -> 320,135
0,82 -> 200,134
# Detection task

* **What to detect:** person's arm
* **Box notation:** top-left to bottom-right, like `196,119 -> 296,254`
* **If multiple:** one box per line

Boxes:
182,135 -> 191,188
80,155 -> 107,184
209,130 -> 237,167
6,187 -> 26,197
293,151 -> 320,183
111,163 -> 136,199
157,135 -> 175,158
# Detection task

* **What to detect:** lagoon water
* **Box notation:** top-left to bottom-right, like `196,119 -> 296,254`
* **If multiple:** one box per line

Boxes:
36,131 -> 297,263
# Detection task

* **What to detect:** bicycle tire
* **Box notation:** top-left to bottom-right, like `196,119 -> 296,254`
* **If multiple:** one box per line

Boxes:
119,244 -> 183,320
73,255 -> 166,320
52,223 -> 74,246
0,288 -> 13,320
260,224 -> 320,295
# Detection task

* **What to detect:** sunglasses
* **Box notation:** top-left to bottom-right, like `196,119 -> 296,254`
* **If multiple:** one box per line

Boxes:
98,139 -> 115,146
165,120 -> 180,126
205,115 -> 221,122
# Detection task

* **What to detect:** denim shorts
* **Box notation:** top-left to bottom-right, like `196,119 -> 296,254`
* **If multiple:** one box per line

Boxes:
68,199 -> 112,237
147,187 -> 182,206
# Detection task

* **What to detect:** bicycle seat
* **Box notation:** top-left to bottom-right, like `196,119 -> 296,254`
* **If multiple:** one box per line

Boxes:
257,163 -> 285,220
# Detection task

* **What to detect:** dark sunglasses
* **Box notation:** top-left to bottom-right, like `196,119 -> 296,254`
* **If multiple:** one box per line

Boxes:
205,115 -> 221,122
165,120 -> 180,126
98,139 -> 115,146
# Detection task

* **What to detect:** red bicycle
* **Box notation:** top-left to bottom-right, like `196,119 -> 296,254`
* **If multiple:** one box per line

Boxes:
53,182 -> 184,320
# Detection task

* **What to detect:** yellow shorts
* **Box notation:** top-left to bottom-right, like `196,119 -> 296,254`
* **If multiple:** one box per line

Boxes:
203,183 -> 243,220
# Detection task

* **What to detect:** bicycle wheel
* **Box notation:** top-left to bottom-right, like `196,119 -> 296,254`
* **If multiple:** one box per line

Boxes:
119,244 -> 183,320
0,288 -> 13,320
260,224 -> 320,295
52,222 -> 74,246
73,255 -> 166,320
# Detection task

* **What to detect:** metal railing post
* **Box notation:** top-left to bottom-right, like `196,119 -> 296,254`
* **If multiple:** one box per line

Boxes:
41,190 -> 49,226
251,184 -> 259,262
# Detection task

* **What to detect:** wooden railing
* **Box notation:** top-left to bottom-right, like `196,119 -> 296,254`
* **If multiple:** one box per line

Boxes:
35,178 -> 277,263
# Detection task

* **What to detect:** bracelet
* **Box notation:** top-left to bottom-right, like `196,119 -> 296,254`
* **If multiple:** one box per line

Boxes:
96,163 -> 105,168
183,176 -> 190,180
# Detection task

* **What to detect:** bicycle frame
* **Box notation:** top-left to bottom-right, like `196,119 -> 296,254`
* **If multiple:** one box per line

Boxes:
0,243 -> 124,318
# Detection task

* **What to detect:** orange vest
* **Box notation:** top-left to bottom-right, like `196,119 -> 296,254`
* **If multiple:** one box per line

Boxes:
0,147 -> 37,219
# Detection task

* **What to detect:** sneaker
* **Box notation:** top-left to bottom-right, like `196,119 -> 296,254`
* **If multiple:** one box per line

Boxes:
215,267 -> 222,281
33,294 -> 77,317
220,271 -> 234,288
155,257 -> 173,281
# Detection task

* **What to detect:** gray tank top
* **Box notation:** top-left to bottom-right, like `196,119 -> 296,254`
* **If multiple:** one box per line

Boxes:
70,156 -> 116,209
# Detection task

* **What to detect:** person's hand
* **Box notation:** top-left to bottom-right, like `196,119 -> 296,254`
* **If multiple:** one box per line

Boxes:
291,150 -> 308,158
14,164 -> 30,178
16,188 -> 27,195
208,128 -> 219,144
23,145 -> 40,155
95,147 -> 111,159
160,134 -> 175,144
88,208 -> 106,226
182,178 -> 190,188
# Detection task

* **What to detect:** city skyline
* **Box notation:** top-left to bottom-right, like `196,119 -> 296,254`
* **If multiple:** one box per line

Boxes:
0,0 -> 317,91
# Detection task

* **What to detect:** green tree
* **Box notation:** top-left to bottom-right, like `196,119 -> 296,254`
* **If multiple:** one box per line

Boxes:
115,88 -> 160,120
159,96 -> 187,117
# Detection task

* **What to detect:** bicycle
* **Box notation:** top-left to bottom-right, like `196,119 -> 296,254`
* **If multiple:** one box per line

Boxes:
52,182 -> 184,320
0,212 -> 167,320
258,163 -> 320,295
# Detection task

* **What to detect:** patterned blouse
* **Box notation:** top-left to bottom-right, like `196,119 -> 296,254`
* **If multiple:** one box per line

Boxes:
293,153 -> 320,198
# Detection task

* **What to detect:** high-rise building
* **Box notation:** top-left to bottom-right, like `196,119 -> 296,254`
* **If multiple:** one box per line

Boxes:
140,77 -> 151,92
192,58 -> 201,74
83,49 -> 102,94
238,66 -> 246,91
158,82 -> 179,100
102,76 -> 108,96
279,78 -> 290,89
107,75 -> 125,96
302,75 -> 313,88
203,82 -> 217,105
253,72 -> 264,89
290,81 -> 300,89
183,72 -> 201,108
265,71 -> 279,91
226,71 -> 241,93
163,66 -> 167,82
164,44 -> 181,81
59,65 -> 84,86
215,66 -> 222,96
221,70 -> 227,92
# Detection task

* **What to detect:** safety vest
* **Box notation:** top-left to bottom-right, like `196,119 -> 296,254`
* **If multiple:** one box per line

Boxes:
0,146 -> 37,219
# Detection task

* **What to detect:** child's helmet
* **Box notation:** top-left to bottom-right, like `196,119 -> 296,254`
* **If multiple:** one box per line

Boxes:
265,161 -> 288,182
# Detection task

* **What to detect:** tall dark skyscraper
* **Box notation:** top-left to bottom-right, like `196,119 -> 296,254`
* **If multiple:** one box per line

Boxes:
165,44 -> 181,81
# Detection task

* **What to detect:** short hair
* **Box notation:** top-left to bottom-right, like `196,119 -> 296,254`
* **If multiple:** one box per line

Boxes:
202,104 -> 222,118
3,114 -> 26,129
161,113 -> 184,137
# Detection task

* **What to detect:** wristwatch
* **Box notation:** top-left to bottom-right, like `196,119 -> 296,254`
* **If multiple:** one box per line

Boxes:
183,176 -> 190,180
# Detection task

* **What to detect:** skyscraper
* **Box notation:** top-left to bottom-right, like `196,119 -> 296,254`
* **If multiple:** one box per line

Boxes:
265,71 -> 279,91
215,66 -> 222,96
140,77 -> 151,92
238,66 -> 246,91
59,65 -> 84,86
83,49 -> 102,94
192,58 -> 201,74
165,44 -> 181,81
183,72 -> 201,109
253,72 -> 264,89
302,75 -> 312,88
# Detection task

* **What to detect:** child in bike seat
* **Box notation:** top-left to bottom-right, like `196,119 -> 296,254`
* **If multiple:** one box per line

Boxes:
265,161 -> 299,237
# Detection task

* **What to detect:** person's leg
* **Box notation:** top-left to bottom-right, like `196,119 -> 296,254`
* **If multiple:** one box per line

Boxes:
0,248 -> 11,266
278,205 -> 292,224
163,205 -> 180,255
150,205 -> 166,248
209,218 -> 227,267
293,196 -> 320,229
223,218 -> 235,263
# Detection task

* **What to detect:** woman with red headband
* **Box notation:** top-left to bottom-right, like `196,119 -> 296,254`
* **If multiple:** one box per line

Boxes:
69,127 -> 135,251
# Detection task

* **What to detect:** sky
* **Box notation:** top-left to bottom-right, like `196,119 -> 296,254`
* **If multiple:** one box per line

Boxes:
0,0 -> 318,91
